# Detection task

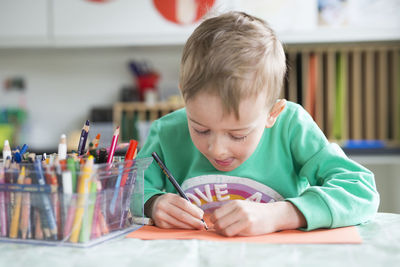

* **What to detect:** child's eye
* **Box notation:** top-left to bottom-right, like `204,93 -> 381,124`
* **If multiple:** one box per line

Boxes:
229,134 -> 247,142
194,128 -> 210,135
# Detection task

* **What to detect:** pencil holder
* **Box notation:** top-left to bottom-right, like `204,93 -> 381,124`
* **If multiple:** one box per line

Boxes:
0,157 -> 152,247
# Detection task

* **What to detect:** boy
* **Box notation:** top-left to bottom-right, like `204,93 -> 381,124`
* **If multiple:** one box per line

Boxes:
138,11 -> 379,236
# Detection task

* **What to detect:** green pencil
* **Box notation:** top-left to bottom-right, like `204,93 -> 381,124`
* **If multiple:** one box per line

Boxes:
66,158 -> 77,193
79,180 -> 98,243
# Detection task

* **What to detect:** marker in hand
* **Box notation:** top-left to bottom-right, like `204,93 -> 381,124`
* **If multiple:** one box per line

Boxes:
151,152 -> 208,230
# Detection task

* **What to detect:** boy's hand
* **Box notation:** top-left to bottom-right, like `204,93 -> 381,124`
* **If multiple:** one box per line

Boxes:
151,193 -> 205,230
209,200 -> 306,237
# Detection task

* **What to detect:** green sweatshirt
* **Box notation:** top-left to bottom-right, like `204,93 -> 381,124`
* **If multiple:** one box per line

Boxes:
138,101 -> 379,230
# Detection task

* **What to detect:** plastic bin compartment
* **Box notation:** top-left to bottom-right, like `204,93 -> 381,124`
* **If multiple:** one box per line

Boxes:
0,157 -> 152,247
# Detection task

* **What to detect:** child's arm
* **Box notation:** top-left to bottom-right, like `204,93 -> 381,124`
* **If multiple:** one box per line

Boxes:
284,105 -> 379,231
210,200 -> 306,236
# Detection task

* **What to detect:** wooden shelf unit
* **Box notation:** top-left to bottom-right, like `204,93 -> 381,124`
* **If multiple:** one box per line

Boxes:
113,101 -> 184,142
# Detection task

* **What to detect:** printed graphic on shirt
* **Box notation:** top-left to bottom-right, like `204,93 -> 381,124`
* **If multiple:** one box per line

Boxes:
181,175 -> 284,213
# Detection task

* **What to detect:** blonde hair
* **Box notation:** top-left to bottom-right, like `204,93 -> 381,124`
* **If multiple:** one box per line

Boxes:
179,11 -> 286,118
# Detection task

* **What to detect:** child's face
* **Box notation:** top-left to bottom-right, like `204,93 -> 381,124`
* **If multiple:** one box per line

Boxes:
186,91 -> 272,172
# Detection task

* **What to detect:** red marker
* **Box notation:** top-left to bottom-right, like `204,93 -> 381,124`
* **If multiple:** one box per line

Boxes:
120,140 -> 138,187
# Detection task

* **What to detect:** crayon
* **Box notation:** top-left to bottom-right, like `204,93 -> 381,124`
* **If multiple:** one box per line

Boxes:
34,210 -> 43,240
77,120 -> 90,156
0,183 -> 53,193
33,159 -> 58,240
61,171 -> 73,230
109,165 -> 123,215
69,156 -> 94,243
50,176 -> 62,240
58,134 -> 67,160
20,177 -> 32,239
90,181 -> 102,239
9,166 -> 25,238
2,140 -> 12,160
67,158 -> 77,193
79,179 -> 98,243
12,144 -> 27,163
7,162 -> 19,230
63,195 -> 77,240
98,211 -> 109,235
0,166 -> 7,237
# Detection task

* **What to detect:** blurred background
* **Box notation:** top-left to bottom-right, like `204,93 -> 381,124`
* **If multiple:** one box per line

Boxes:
0,0 -> 399,213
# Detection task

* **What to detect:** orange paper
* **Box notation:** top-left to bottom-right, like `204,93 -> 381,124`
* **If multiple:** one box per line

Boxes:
126,225 -> 362,244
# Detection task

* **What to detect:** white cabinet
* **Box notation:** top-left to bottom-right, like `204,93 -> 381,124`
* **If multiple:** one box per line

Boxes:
52,0 -> 204,46
0,0 -> 48,46
0,0 -> 398,47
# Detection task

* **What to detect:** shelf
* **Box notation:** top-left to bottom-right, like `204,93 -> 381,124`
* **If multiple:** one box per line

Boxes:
279,28 -> 400,44
0,29 -> 399,49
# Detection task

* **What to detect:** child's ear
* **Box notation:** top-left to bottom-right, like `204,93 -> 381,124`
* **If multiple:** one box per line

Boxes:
265,99 -> 286,128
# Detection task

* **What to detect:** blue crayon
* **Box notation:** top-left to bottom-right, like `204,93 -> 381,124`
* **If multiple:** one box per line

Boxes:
12,144 -> 28,163
109,165 -> 123,214
33,159 -> 58,240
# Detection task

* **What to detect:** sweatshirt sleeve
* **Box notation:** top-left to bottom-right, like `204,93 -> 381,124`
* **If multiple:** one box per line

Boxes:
284,106 -> 380,230
137,120 -> 166,203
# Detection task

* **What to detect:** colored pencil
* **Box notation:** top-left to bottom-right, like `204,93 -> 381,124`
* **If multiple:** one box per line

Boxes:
90,181 -> 102,239
9,166 -> 25,238
77,120 -> 90,156
33,159 -> 58,240
79,179 -> 98,243
20,177 -> 32,239
152,152 -> 208,230
63,195 -> 77,240
69,156 -> 94,243
106,127 -> 120,164
0,166 -> 7,237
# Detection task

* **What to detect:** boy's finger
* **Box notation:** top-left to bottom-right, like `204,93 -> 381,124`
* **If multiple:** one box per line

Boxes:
155,209 -> 197,230
212,206 -> 241,232
173,197 -> 204,220
217,217 -> 248,237
169,202 -> 205,229
154,193 -> 204,229
210,201 -> 237,223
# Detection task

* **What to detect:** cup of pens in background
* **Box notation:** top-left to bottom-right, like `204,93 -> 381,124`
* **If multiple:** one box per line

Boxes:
0,156 -> 152,247
0,122 -> 152,247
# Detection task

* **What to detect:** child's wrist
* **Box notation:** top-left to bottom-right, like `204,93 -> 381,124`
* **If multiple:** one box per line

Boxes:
144,194 -> 163,218
273,201 -> 307,231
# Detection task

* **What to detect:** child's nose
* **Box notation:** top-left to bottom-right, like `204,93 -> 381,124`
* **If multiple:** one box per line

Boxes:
208,135 -> 227,158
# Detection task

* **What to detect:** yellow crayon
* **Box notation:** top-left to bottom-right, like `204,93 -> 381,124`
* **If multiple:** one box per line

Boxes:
9,167 -> 25,238
69,156 -> 94,243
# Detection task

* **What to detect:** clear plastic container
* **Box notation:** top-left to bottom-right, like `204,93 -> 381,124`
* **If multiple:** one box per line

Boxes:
0,157 -> 152,247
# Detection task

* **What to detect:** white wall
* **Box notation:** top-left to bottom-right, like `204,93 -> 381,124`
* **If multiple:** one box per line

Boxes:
0,46 -> 183,149
351,156 -> 400,214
